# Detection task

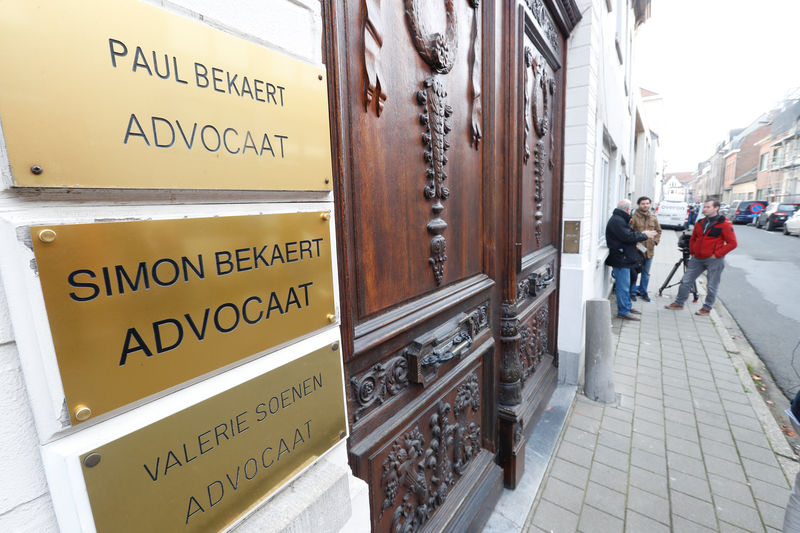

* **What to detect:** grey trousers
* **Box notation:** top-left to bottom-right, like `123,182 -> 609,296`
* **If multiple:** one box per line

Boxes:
674,256 -> 725,310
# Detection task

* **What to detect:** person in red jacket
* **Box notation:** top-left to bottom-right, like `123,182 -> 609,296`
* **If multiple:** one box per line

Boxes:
665,198 -> 737,315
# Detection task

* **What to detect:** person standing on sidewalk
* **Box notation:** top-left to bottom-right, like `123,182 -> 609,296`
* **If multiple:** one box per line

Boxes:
629,196 -> 661,302
605,199 -> 658,321
665,198 -> 737,316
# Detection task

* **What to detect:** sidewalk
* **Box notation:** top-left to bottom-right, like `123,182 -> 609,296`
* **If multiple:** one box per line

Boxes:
523,231 -> 798,532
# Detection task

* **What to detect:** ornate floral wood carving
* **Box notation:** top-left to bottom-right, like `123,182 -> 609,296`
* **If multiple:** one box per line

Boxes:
405,0 -> 461,284
418,78 -> 453,285
363,0 -> 387,116
404,0 -> 458,74
468,0 -> 482,148
523,46 -> 533,165
379,374 -> 481,531
499,300 -> 522,406
519,303 -> 550,380
531,55 -> 554,247
350,355 -> 409,421
526,0 -> 560,54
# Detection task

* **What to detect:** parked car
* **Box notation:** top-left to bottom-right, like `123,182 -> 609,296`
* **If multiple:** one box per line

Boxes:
784,210 -> 800,236
756,203 -> 800,230
728,200 -> 767,224
656,201 -> 689,229
719,203 -> 730,217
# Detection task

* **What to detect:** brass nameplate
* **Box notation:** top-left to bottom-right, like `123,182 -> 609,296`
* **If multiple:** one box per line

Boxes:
31,213 -> 335,424
0,0 -> 332,190
563,221 -> 580,253
81,346 -> 347,533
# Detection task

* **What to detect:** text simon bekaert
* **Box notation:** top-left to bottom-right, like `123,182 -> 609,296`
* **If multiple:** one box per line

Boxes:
65,239 -> 324,366
108,38 -> 289,158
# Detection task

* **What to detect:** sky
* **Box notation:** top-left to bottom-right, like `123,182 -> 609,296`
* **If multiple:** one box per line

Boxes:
634,0 -> 800,172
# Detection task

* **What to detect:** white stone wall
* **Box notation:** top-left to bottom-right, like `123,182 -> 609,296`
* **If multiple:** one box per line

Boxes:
0,1 -> 368,532
558,0 -> 638,385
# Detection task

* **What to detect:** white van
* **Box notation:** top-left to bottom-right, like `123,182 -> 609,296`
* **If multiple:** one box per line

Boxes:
656,201 -> 688,229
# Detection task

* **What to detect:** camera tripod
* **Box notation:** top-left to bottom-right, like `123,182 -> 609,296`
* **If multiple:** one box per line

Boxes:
658,250 -> 699,302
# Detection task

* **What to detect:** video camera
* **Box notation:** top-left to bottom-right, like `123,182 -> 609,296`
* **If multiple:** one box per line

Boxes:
677,231 -> 691,252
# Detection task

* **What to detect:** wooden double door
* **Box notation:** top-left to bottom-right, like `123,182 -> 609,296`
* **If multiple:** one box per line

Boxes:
323,0 -> 581,529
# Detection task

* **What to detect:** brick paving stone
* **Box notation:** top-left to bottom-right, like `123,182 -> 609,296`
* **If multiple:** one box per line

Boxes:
550,457 -> 591,489
557,440 -> 596,468
670,515 -> 718,533
542,477 -> 587,511
714,494 -> 764,532
700,439 -> 741,463
703,454 -> 747,483
633,406 -> 664,425
662,395 -> 694,413
731,425 -> 771,448
697,423 -> 737,445
593,445 -> 630,472
596,429 -> 631,453
624,509 -> 671,533
690,388 -> 721,402
630,448 -> 667,476
635,384 -> 663,400
625,465 -> 666,495
756,498 -> 788,531
669,469 -> 713,501
633,394 -> 664,412
571,412 -> 601,434
693,399 -> 726,415
626,485 -> 670,525
742,456 -> 790,486
717,388 -> 751,405
662,366 -> 688,379
666,450 -> 706,478
604,406 -> 634,424
707,473 -> 756,506
664,420 -> 699,442
584,481 -> 626,520
726,412 -> 761,431
632,433 -> 665,456
589,462 -> 628,493
724,401 -> 758,417
531,499 -> 580,533
718,523 -> 752,533
747,478 -> 791,506
737,441 -> 782,466
564,426 -> 598,450
663,406 -> 693,423
601,416 -> 632,437
666,435 -> 703,460
577,504 -> 624,533
632,418 -> 664,436
671,490 -> 718,529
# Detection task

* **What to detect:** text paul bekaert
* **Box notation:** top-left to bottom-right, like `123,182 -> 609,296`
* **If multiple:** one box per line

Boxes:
65,238 -> 325,366
108,38 -> 289,158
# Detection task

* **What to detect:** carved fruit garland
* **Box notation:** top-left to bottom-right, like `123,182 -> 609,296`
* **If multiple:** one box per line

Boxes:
379,374 -> 481,531
531,55 -> 553,247
405,0 -> 458,285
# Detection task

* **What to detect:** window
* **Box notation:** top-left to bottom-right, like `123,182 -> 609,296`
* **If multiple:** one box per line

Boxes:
596,153 -> 611,244
760,153 -> 769,171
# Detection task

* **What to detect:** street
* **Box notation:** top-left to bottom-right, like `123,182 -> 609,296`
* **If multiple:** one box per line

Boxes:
717,224 -> 800,399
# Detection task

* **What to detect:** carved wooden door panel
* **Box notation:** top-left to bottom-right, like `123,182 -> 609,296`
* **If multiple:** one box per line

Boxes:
323,0 -> 580,529
496,0 -> 576,488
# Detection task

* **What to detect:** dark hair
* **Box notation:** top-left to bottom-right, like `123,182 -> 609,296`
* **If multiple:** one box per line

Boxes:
636,196 -> 651,205
704,198 -> 720,208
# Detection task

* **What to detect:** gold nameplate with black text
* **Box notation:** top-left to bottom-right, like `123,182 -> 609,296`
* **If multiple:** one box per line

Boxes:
31,213 -> 335,424
0,0 -> 332,190
80,346 -> 347,533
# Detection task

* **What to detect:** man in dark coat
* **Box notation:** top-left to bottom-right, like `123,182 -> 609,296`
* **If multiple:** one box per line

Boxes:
605,199 -> 658,321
